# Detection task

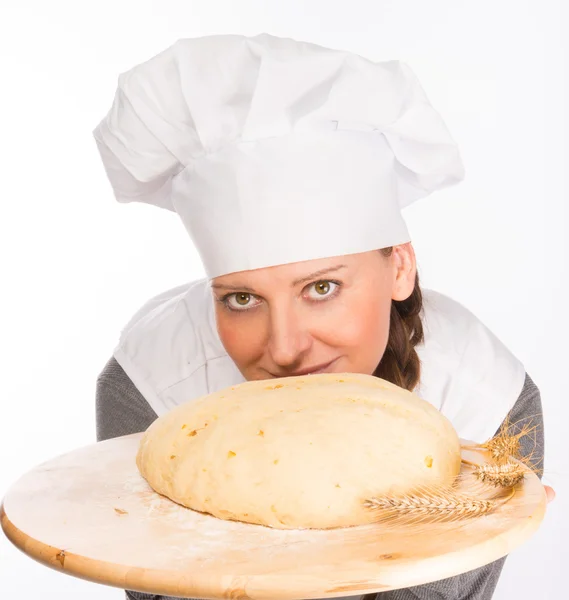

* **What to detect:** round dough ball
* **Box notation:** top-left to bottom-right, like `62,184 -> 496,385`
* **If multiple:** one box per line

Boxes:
136,373 -> 462,529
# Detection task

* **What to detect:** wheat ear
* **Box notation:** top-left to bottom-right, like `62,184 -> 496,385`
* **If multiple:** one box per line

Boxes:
363,483 -> 514,526
462,412 -> 542,474
461,458 -> 527,488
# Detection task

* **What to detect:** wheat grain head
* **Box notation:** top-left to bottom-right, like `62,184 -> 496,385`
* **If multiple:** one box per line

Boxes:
472,460 -> 527,487
363,480 -> 514,528
463,412 -> 542,475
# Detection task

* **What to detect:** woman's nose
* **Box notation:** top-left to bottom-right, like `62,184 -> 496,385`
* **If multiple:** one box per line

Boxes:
267,306 -> 312,368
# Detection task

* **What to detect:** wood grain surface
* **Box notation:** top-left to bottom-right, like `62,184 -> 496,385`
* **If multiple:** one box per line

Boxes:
1,433 -> 546,599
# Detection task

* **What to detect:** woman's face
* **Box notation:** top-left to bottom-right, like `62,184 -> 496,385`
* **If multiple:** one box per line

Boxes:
211,244 -> 416,381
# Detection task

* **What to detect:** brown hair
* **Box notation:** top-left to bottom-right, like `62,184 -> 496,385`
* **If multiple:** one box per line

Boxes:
373,247 -> 424,392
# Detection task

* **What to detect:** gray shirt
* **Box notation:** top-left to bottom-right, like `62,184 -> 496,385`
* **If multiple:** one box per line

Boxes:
96,357 -> 544,600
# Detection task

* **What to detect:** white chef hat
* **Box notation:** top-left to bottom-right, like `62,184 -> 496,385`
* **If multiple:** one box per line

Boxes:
93,33 -> 464,279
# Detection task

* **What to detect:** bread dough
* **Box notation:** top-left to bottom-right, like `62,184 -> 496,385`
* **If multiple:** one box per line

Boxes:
136,373 -> 462,529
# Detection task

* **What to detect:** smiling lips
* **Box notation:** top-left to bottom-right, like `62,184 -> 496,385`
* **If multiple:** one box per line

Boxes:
271,359 -> 338,378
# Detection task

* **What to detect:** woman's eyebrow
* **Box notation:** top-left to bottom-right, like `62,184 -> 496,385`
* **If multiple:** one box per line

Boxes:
211,264 -> 348,292
292,264 -> 347,286
210,283 -> 257,292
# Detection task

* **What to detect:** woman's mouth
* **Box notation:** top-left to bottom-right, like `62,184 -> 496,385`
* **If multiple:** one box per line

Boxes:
271,359 -> 338,378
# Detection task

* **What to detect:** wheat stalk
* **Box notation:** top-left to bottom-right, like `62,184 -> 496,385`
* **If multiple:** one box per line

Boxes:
363,483 -> 514,527
462,458 -> 527,488
463,413 -> 542,474
365,490 -> 493,517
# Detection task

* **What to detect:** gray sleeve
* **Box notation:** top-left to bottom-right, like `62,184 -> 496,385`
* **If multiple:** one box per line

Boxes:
96,356 -> 159,442
96,359 -> 544,600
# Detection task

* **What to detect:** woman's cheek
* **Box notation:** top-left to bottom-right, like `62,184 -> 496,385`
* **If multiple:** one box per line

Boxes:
305,298 -> 363,348
342,295 -> 390,352
215,310 -> 244,353
215,309 -> 266,363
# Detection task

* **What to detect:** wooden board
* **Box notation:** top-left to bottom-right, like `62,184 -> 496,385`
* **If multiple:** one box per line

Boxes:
1,433 -> 546,599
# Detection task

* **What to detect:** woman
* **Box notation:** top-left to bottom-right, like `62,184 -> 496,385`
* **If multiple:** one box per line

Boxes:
94,33 -> 553,600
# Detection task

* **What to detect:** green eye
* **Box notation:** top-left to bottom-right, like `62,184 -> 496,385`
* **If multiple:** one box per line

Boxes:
235,293 -> 251,306
314,281 -> 330,295
306,280 -> 340,302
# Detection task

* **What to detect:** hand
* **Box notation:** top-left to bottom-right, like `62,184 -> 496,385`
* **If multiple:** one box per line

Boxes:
544,485 -> 556,503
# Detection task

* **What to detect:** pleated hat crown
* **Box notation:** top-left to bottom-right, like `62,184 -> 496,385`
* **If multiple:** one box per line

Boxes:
93,33 -> 464,279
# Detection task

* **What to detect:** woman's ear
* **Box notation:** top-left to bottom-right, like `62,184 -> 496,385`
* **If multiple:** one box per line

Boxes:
391,243 -> 417,301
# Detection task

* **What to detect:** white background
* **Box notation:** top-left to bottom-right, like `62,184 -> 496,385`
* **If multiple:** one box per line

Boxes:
0,1 -> 567,598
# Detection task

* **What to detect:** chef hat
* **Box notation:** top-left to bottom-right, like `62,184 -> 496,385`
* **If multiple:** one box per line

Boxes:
93,33 -> 464,279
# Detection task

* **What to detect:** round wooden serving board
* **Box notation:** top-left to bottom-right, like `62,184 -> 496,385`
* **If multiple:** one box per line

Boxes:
1,433 -> 546,599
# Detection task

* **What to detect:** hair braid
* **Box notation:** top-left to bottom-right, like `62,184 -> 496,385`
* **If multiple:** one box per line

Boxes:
373,247 -> 424,391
